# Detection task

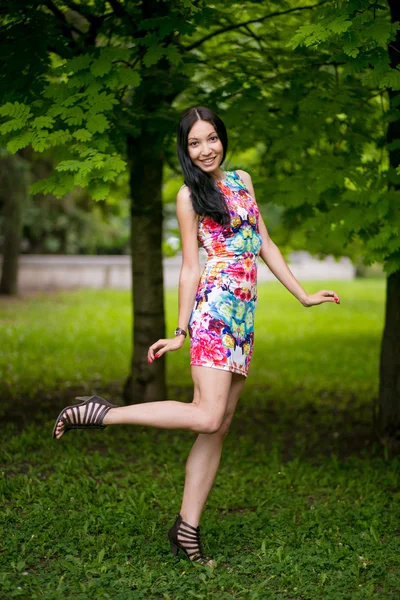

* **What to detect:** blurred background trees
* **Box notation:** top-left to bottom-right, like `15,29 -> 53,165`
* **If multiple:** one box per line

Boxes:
0,0 -> 399,440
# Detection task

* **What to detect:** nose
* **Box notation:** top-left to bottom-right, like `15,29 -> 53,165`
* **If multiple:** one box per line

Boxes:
200,142 -> 213,156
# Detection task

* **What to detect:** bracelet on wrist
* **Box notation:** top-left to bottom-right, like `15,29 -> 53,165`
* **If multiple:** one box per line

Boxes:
174,327 -> 187,338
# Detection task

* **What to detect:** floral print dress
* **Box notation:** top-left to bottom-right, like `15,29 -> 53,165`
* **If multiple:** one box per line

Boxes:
188,170 -> 263,377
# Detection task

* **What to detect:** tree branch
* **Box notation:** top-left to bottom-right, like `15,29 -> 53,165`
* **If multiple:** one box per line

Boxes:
183,1 -> 329,52
242,24 -> 265,51
43,0 -> 84,36
61,0 -> 110,26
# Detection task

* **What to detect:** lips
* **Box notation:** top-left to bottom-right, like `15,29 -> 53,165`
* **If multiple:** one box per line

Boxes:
201,157 -> 216,165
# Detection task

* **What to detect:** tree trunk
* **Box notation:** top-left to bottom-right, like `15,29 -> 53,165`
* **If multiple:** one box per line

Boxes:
123,131 -> 166,403
0,155 -> 29,295
376,0 -> 400,441
378,272 -> 400,440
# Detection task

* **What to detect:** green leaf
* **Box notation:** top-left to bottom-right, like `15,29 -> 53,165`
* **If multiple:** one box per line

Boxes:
31,131 -> 50,152
64,106 -> 85,126
86,92 -> 118,113
72,129 -> 93,142
0,119 -> 25,134
366,18 -> 395,45
86,114 -> 109,133
143,45 -> 165,67
165,45 -> 182,66
6,131 -> 34,153
45,130 -> 72,148
89,182 -> 110,200
97,548 -> 105,564
327,16 -> 352,35
0,101 -> 31,120
67,55 -> 92,73
116,69 -> 141,87
379,68 -> 400,91
56,160 -> 82,172
287,24 -> 329,49
342,42 -> 359,59
91,57 -> 113,78
32,116 -> 55,130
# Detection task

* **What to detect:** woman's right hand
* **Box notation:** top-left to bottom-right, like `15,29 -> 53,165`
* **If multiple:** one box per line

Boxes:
147,335 -> 186,364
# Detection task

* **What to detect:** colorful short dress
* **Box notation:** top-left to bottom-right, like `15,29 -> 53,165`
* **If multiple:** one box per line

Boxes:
188,170 -> 263,377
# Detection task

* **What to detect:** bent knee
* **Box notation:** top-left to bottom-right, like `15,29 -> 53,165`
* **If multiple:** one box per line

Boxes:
217,414 -> 234,437
197,412 -> 225,434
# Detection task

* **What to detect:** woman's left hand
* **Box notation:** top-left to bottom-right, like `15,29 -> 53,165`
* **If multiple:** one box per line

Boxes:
302,290 -> 340,307
147,336 -> 186,364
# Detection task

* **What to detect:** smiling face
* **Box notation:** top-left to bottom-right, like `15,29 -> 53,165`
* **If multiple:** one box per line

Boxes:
187,119 -> 224,178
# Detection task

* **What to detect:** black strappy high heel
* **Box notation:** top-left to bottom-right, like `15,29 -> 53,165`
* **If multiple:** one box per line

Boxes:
52,395 -> 117,439
168,513 -> 214,567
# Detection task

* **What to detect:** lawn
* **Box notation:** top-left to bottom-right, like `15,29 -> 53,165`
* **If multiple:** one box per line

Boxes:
2,279 -> 400,599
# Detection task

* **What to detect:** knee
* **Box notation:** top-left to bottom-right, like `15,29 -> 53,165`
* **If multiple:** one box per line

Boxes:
197,412 -> 225,434
217,414 -> 233,438
197,412 -> 234,436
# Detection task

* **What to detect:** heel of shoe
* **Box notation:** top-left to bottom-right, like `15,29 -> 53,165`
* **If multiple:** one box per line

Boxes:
170,541 -> 179,556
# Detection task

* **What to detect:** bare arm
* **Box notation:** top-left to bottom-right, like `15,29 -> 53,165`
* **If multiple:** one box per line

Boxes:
176,186 -> 201,331
148,186 -> 200,362
236,170 -> 340,307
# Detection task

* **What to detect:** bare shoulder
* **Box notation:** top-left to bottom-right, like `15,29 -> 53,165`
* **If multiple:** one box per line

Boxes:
236,169 -> 252,186
176,184 -> 197,221
176,184 -> 192,208
236,170 -> 256,197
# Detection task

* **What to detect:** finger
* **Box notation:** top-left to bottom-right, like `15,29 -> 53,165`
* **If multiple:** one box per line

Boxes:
328,291 -> 340,304
155,346 -> 170,358
321,290 -> 335,297
148,344 -> 156,361
148,340 -> 164,361
153,340 -> 167,351
324,293 -> 340,304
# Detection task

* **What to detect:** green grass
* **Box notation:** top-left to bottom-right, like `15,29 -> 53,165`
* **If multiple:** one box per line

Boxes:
0,279 -> 385,400
2,279 -> 400,599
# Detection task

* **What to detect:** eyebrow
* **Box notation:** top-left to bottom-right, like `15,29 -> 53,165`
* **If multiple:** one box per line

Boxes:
188,131 -> 217,142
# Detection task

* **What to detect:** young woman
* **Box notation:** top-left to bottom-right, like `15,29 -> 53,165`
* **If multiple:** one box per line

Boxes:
52,106 -> 340,568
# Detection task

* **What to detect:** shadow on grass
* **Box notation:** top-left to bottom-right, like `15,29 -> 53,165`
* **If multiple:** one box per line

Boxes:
1,380 -> 379,463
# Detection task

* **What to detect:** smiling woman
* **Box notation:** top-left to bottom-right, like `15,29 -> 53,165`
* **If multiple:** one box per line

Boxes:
176,107 -> 230,226
52,105 -> 341,570
188,124 -> 222,167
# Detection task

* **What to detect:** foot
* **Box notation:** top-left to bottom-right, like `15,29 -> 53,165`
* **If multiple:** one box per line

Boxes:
178,525 -> 214,567
53,396 -> 115,439
170,513 -> 214,567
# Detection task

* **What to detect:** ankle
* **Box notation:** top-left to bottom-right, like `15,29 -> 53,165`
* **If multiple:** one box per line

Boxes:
179,511 -> 200,528
103,407 -> 117,425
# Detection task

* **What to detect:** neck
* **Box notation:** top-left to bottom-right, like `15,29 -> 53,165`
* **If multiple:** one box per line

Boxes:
210,168 -> 226,182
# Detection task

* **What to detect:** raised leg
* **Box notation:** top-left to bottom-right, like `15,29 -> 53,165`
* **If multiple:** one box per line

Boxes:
54,366 -> 232,439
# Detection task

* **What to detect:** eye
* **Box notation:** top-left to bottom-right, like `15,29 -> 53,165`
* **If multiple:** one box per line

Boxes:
210,136 -> 218,141
189,141 -> 198,147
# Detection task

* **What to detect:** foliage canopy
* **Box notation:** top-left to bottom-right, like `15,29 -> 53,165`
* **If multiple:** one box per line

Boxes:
0,0 -> 399,271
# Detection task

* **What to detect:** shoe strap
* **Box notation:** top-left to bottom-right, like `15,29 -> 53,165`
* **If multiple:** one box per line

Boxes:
61,400 -> 111,427
179,515 -> 200,532
177,518 -> 208,559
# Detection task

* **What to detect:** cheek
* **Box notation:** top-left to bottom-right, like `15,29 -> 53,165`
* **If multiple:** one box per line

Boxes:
188,146 -> 198,160
215,140 -> 223,154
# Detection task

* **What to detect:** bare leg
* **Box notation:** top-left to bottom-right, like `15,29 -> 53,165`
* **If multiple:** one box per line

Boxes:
54,367 -> 232,438
179,371 -> 246,528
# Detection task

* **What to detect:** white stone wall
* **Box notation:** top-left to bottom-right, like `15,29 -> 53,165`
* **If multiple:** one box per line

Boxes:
0,252 -> 355,292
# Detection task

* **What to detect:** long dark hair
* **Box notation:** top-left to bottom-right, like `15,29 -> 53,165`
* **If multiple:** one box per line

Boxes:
177,106 -> 230,225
